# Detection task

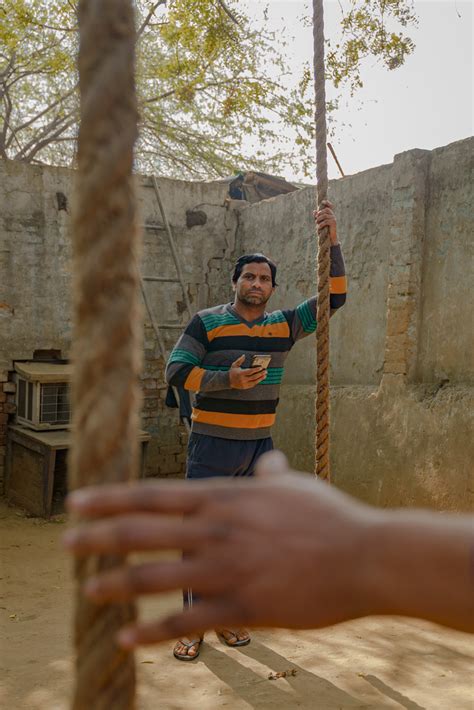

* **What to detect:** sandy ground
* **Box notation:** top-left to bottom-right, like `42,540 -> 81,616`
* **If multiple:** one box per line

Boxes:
1,500 -> 473,710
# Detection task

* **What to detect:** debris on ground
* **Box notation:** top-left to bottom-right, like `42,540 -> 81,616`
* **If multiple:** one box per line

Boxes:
268,669 -> 298,680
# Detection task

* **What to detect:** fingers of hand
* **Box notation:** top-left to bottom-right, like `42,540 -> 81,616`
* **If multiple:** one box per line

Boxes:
245,367 -> 266,381
66,481 -> 205,518
316,209 -> 334,222
84,558 -> 232,603
242,373 -> 267,388
313,201 -> 334,218
233,367 -> 266,389
231,354 -> 245,368
63,514 -> 229,555
317,218 -> 334,230
117,600 -> 243,648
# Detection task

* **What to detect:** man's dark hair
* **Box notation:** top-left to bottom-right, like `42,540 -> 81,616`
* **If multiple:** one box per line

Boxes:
232,253 -> 277,287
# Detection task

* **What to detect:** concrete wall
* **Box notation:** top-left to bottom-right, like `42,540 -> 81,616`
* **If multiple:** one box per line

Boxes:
237,138 -> 474,511
0,159 -> 237,482
1,136 -> 473,511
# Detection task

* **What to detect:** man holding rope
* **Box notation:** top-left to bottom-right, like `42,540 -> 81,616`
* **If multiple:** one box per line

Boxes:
159,201 -> 346,659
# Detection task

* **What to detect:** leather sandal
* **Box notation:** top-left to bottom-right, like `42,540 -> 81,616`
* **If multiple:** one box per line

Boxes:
216,629 -> 251,647
173,637 -> 203,661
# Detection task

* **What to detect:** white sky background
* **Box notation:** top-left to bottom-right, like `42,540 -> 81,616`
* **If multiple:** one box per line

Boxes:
242,0 -> 473,181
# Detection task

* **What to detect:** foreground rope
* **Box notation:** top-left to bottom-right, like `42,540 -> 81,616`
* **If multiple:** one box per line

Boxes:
70,1 -> 141,707
312,0 -> 331,481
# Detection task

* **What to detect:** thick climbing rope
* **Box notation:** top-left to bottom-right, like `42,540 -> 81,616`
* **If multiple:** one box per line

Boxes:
69,1 -> 141,708
312,0 -> 331,481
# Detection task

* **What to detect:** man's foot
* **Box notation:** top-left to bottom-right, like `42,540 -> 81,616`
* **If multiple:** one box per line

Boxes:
216,629 -> 251,647
173,637 -> 203,661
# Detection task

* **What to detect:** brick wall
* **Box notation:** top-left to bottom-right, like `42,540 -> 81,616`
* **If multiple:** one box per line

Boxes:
0,371 -> 16,494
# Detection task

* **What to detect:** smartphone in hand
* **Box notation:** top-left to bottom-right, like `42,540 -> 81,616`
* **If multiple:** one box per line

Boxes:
251,354 -> 272,370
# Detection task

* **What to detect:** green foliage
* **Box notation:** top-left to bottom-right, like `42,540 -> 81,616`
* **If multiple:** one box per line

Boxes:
326,0 -> 417,93
0,0 -> 417,178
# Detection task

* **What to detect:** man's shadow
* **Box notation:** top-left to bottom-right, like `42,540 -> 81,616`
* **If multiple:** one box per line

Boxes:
200,638 -> 395,709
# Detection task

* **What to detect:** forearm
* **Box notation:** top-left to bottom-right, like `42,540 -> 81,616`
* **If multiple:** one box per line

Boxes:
167,363 -> 231,392
359,510 -> 474,632
329,243 -> 347,313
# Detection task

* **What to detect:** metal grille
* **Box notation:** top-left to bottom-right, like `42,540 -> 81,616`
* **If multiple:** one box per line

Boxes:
40,383 -> 70,425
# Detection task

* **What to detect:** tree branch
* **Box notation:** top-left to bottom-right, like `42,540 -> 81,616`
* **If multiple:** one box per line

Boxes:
217,0 -> 241,26
14,111 -> 76,161
5,86 -> 77,149
137,0 -> 167,39
19,118 -> 76,162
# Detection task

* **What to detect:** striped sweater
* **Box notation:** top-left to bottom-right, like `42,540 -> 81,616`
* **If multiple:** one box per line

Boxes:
165,244 -> 347,440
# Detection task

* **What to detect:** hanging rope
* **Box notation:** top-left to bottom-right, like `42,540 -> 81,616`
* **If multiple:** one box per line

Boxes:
312,0 -> 331,481
70,1 -> 141,708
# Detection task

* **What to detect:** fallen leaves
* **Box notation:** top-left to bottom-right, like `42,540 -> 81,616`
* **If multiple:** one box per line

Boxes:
268,669 -> 297,680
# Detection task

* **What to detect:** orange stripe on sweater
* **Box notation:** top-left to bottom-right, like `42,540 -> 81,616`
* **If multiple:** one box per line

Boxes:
330,275 -> 347,294
191,409 -> 276,429
184,367 -> 205,391
207,321 -> 290,342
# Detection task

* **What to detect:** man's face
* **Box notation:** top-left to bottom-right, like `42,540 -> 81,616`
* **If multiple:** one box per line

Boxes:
232,262 -> 275,307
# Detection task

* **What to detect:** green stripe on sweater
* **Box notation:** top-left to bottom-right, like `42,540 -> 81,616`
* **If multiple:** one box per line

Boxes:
296,300 -> 317,333
169,349 -> 201,366
201,313 -> 240,331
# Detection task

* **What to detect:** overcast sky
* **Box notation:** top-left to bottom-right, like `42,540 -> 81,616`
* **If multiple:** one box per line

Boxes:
243,0 -> 473,181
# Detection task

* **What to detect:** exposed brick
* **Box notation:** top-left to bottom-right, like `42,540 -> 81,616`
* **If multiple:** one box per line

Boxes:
0,413 -> 8,425
0,392 -> 6,403
143,398 -> 159,410
159,445 -> 182,455
4,402 -> 16,414
383,361 -> 407,375
142,378 -> 157,390
158,455 -> 182,475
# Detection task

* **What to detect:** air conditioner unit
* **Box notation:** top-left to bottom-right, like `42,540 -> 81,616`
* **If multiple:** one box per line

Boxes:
14,362 -> 72,431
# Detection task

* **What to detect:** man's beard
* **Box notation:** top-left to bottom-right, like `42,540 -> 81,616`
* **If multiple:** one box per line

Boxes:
238,291 -> 270,306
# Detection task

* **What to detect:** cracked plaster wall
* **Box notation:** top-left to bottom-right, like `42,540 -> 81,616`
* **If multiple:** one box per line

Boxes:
236,137 -> 473,511
0,159 -> 239,486
1,137 -> 473,510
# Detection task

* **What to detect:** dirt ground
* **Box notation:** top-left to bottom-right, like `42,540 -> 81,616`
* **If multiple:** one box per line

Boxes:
1,501 -> 473,710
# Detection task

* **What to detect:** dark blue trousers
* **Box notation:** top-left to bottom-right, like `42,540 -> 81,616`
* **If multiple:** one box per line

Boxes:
183,432 -> 273,608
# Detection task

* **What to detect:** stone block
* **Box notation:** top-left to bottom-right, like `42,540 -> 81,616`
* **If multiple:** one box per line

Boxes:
157,454 -> 182,475
3,382 -> 16,393
143,397 -> 159,410
383,361 -> 407,375
159,444 -> 182,455
142,378 -> 157,390
386,311 -> 411,336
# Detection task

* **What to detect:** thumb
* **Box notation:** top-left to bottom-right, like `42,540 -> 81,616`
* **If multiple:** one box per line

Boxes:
255,450 -> 289,479
231,355 -> 245,369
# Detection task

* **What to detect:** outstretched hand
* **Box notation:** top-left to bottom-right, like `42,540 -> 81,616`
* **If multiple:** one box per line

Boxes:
64,451 -> 374,648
